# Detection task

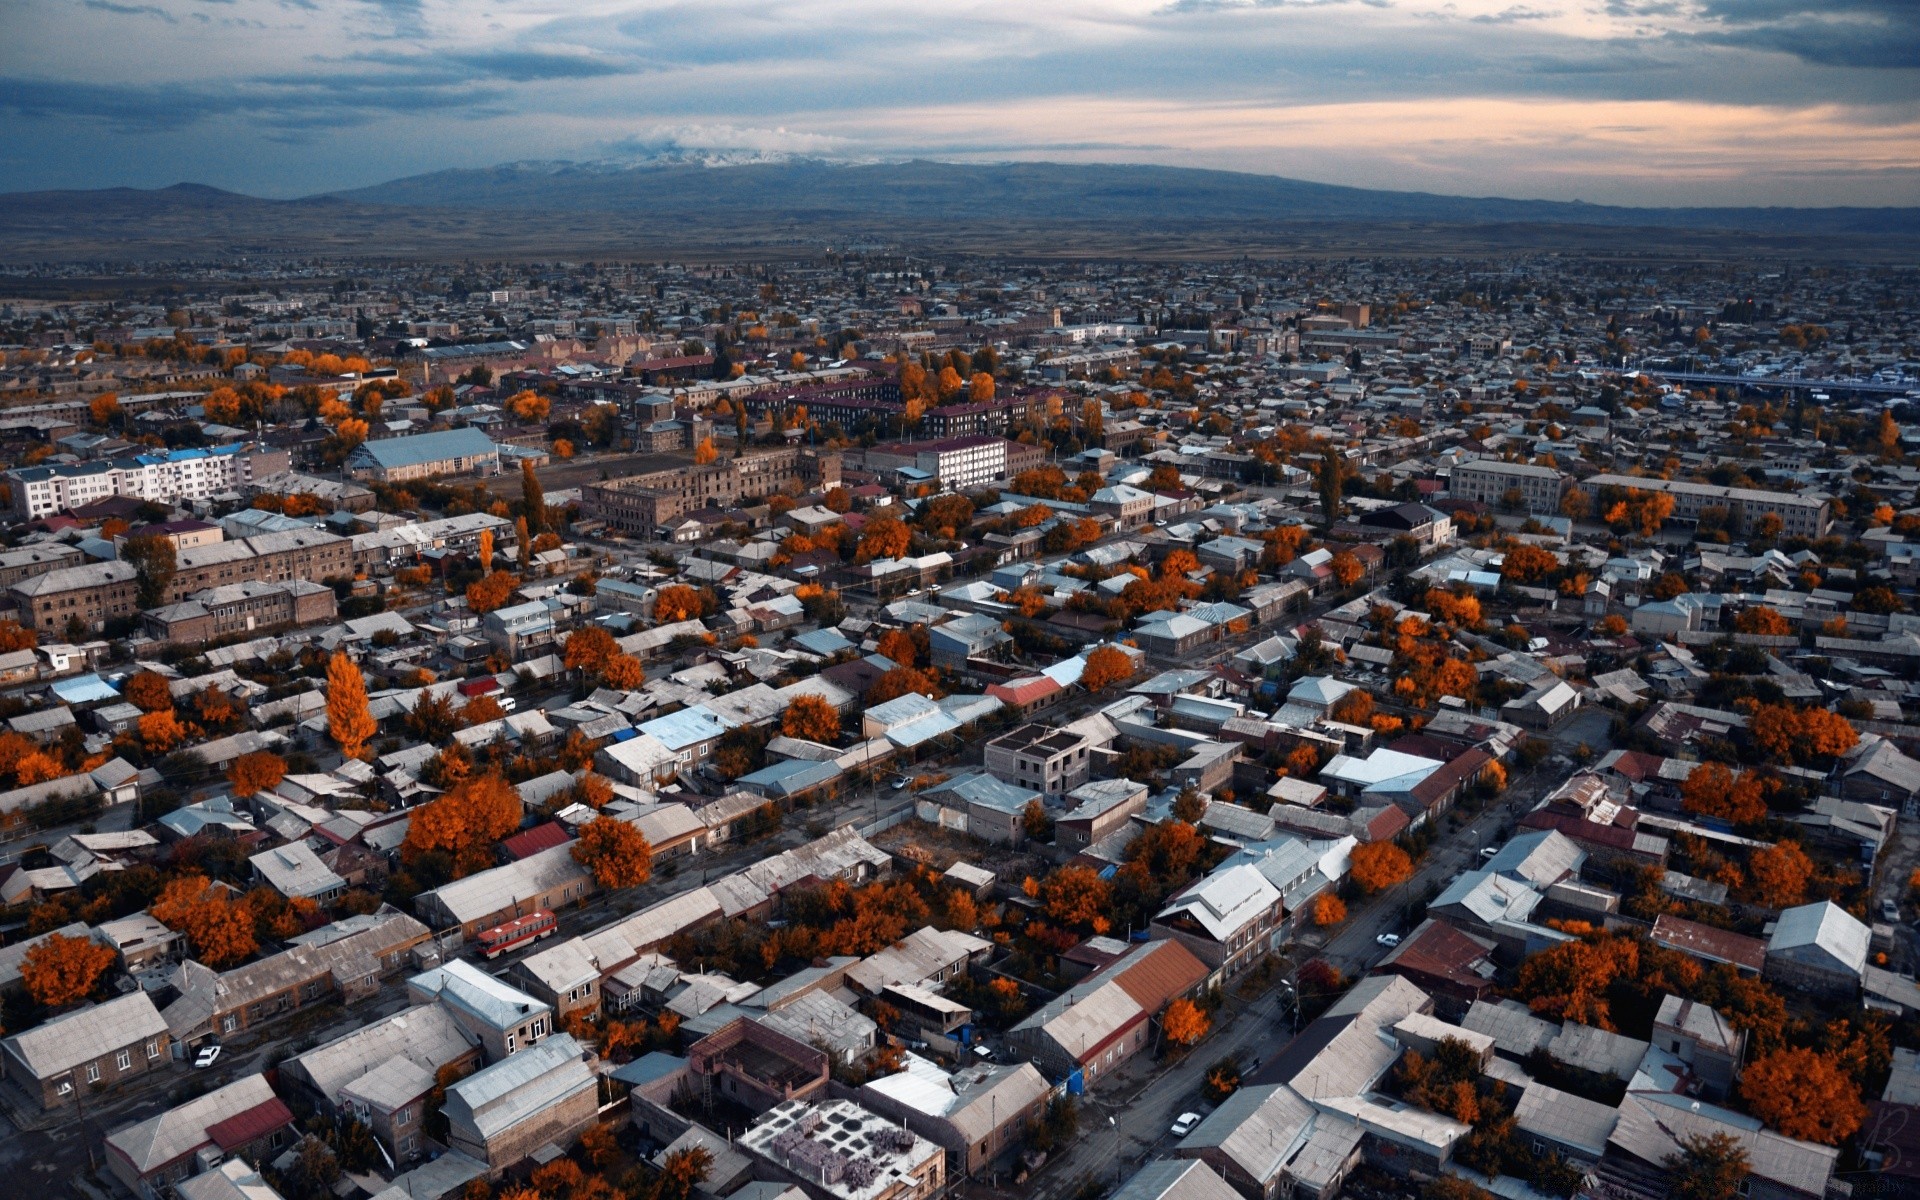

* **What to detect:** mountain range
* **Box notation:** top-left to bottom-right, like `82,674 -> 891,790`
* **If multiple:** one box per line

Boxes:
2,158 -> 1916,263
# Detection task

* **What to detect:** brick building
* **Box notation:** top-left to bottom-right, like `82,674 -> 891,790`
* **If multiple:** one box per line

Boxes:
583,448 -> 841,535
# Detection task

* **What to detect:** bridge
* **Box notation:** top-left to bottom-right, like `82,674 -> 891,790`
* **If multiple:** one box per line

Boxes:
1635,368 -> 1918,397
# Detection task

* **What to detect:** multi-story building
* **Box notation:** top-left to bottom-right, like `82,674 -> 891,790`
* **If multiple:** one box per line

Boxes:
739,1098 -> 945,1200
9,528 -> 354,634
106,1074 -> 297,1200
857,435 -> 1016,489
984,723 -> 1094,797
407,960 -> 556,1060
142,579 -> 337,645
1584,474 -> 1832,539
1447,459 -> 1567,515
442,1033 -> 599,1174
7,444 -> 290,519
583,448 -> 841,535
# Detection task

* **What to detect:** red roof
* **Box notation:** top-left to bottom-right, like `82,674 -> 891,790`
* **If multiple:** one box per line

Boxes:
1650,914 -> 1767,973
207,1097 -> 295,1152
502,822 -> 573,860
989,677 -> 1061,707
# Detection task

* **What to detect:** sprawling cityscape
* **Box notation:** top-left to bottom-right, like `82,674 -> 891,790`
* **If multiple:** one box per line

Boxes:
0,246 -> 1913,1200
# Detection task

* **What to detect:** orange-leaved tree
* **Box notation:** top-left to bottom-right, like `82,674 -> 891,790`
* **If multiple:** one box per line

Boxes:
1733,605 -> 1791,636
1163,997 -> 1209,1047
602,654 -> 646,689
477,528 -> 495,575
150,875 -> 257,967
857,514 -> 912,563
1739,1047 -> 1865,1144
1040,866 -> 1113,931
326,650 -> 375,759
867,667 -> 938,706
1745,841 -> 1814,908
227,751 -> 287,797
654,585 -> 707,623
875,628 -> 919,668
563,625 -> 619,677
1328,688 -> 1374,725
466,570 -> 519,613
572,814 -> 654,889
1330,550 -> 1363,589
1312,892 -> 1347,926
693,437 -> 718,465
781,694 -> 841,743
402,772 -> 523,877
1679,761 -> 1767,825
1349,841 -> 1414,893
1080,645 -> 1135,692
124,669 -> 174,713
20,931 -> 115,1007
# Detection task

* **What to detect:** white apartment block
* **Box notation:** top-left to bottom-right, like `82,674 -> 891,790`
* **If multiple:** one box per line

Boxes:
1449,459 -> 1568,515
918,435 -> 1006,489
8,446 -> 287,520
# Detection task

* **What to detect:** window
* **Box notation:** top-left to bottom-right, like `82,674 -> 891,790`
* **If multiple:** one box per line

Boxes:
506,1034 -> 516,1054
223,1015 -> 238,1033
116,1050 -> 131,1071
397,1109 -> 412,1126
146,1041 -> 159,1059
56,1080 -> 72,1096
85,1064 -> 100,1083
532,1018 -> 547,1038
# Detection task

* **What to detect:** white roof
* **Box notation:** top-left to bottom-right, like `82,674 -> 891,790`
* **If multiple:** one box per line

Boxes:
1768,899 -> 1869,976
1156,864 -> 1282,941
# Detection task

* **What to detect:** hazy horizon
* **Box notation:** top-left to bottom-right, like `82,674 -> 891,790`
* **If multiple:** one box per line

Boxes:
2,0 -> 1916,208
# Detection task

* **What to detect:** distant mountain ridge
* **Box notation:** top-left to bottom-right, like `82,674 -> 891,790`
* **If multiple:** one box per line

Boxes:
319,158 -> 1920,237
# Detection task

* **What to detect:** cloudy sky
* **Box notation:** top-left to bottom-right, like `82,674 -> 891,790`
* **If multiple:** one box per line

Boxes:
1,0 -> 1916,206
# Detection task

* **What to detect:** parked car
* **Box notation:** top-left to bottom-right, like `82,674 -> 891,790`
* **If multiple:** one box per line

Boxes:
194,1044 -> 223,1069
1884,900 -> 1901,923
1479,846 -> 1499,859
1376,933 -> 1402,947
1171,1112 -> 1202,1138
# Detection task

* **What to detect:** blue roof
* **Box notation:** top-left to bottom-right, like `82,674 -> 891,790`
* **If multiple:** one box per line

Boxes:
792,628 -> 855,656
739,758 -> 842,796
638,705 -> 735,751
610,1051 -> 686,1088
52,674 -> 121,705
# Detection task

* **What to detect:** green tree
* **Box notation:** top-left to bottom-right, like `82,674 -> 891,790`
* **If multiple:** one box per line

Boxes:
122,533 -> 177,610
1665,1132 -> 1751,1200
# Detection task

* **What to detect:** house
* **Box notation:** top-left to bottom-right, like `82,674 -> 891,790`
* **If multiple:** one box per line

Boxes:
408,960 -> 556,1061
1648,913 -> 1766,976
93,913 -> 185,973
843,926 -> 992,996
442,1033 -> 599,1173
1108,1161 -> 1242,1200
1056,778 -> 1150,853
1,991 -> 170,1111
1501,678 -> 1581,729
1765,900 -> 1869,998
510,938 -> 605,1025
1371,918 -> 1501,1020
1009,939 -> 1210,1087
1842,736 -> 1920,809
1599,1091 -> 1839,1200
1151,864 -> 1286,984
686,1017 -> 830,1114
248,840 -> 346,902
163,909 -> 431,1045
1651,993 -> 1745,1100
915,773 -> 1043,847
859,1054 -> 1052,1178
106,1075 -> 297,1200
413,843 -> 596,939
984,722 -> 1093,796
282,1003 -> 483,1162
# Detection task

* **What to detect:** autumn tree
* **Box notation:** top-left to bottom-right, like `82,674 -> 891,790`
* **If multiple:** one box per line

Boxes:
564,626 -> 619,677
857,513 -> 912,563
1739,1048 -> 1864,1144
19,931 -> 115,1007
326,651 -> 376,759
1040,866 -> 1113,931
124,670 -> 174,713
572,815 -> 654,889
0,619 -> 35,652
1745,842 -> 1814,908
477,528 -> 495,575
1749,704 -> 1857,766
781,694 -> 841,743
151,875 -> 256,967
521,460 -> 546,534
466,570 -> 519,613
1679,762 -> 1767,826
1312,892 -> 1347,926
866,666 -> 938,705
654,585 -> 708,623
1500,544 -> 1559,585
652,1147 -> 715,1200
1349,841 -> 1414,893
1163,997 -> 1209,1047
1424,587 -> 1482,628
1080,645 -> 1135,692
693,437 -> 718,465
227,751 -> 287,797
1666,1132 -> 1751,1200
1733,605 -> 1791,636
403,773 -> 523,877
138,709 -> 188,753
602,654 -> 646,689
1328,688 -> 1374,725
875,628 -> 919,668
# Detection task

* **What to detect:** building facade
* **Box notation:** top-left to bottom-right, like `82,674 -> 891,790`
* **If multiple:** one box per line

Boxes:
583,448 -> 842,534
1448,460 -> 1567,515
7,445 -> 290,520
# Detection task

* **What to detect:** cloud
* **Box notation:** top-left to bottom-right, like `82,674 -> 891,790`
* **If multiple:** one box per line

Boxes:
1683,0 -> 1920,69
82,0 -> 176,21
1471,5 -> 1554,23
448,50 -> 638,81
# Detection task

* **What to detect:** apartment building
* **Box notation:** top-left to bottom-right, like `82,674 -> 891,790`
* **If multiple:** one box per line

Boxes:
142,579 -> 338,646
1584,473 -> 1832,539
7,444 -> 290,519
1448,459 -> 1567,515
858,435 -> 1018,489
583,448 -> 841,534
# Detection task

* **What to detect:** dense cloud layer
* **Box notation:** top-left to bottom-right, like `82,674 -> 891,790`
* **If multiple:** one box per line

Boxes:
0,0 -> 1915,205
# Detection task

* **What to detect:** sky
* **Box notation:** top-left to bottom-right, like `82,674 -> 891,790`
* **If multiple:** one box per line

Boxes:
0,0 -> 1917,207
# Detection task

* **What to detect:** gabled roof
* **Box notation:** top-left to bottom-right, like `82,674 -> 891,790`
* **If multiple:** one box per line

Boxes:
107,1074 -> 282,1175
3,991 -> 167,1078
1768,900 -> 1869,976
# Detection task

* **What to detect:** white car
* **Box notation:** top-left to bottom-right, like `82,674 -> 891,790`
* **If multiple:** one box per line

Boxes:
1375,933 -> 1402,948
1171,1112 -> 1202,1138
1479,846 -> 1499,859
193,1045 -> 223,1069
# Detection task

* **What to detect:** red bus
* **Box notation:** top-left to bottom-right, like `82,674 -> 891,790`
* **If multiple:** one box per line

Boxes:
475,909 -> 558,960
